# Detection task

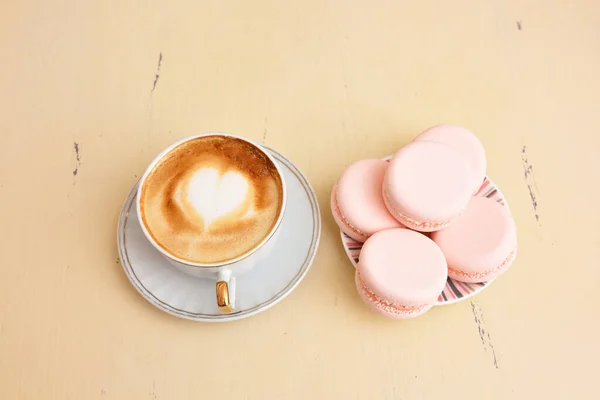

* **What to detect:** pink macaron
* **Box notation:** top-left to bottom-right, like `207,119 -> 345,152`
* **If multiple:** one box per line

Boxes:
356,228 -> 448,319
331,159 -> 404,242
415,125 -> 487,194
431,197 -> 517,283
383,141 -> 473,232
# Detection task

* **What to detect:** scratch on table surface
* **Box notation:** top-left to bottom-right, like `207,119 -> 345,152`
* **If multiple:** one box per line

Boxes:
343,82 -> 350,105
150,381 -> 157,399
470,301 -> 499,369
517,20 -> 522,30
521,146 -> 541,225
151,52 -> 163,93
262,117 -> 268,144
72,142 -> 81,177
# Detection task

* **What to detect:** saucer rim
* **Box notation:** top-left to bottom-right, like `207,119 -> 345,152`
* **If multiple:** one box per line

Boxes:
117,147 -> 321,322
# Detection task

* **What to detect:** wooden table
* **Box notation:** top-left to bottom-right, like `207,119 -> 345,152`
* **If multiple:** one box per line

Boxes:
1,1 -> 598,399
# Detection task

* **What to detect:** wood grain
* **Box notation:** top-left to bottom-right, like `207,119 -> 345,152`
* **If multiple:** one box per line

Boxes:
1,0 -> 599,399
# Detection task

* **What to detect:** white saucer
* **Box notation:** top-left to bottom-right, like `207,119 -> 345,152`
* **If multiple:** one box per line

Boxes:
117,147 -> 321,322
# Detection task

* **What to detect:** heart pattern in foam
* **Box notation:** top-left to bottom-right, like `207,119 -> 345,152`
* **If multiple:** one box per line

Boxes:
182,168 -> 253,229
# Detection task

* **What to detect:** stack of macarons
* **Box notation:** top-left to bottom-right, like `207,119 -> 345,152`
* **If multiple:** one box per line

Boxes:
331,125 -> 518,319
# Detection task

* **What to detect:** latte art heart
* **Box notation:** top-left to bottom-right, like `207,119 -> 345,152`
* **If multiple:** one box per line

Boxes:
178,168 -> 254,230
139,135 -> 284,264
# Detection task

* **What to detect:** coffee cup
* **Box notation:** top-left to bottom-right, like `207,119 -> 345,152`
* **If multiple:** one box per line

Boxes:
136,133 -> 287,313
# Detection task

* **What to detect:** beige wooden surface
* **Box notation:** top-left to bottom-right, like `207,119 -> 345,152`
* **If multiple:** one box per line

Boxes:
1,1 -> 599,399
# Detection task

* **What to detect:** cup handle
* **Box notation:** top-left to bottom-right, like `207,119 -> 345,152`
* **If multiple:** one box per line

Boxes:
216,270 -> 235,313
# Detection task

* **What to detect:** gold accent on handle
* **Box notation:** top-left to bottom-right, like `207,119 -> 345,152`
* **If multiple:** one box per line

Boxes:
216,281 -> 233,313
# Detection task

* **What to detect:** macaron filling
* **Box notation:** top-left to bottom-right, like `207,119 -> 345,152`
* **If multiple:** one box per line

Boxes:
448,248 -> 517,281
332,188 -> 369,239
356,272 -> 429,315
382,187 -> 460,230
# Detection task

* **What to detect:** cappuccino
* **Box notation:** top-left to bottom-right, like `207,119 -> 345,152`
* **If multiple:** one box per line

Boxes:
140,135 -> 284,264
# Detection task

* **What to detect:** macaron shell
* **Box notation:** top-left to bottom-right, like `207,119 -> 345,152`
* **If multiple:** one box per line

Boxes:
415,125 -> 487,193
330,186 -> 368,242
447,247 -> 517,283
384,141 -> 473,227
358,228 -> 448,306
431,197 -> 517,281
381,192 -> 453,232
355,271 -> 432,319
335,159 -> 404,238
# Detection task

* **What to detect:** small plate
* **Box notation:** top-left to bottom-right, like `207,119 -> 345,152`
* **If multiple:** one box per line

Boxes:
340,175 -> 508,306
118,147 -> 321,321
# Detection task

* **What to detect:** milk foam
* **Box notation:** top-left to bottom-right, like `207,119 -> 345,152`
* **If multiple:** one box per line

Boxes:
139,135 -> 283,264
181,167 -> 252,229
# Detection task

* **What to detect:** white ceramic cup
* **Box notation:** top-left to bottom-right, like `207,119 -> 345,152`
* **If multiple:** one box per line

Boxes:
136,133 -> 287,313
